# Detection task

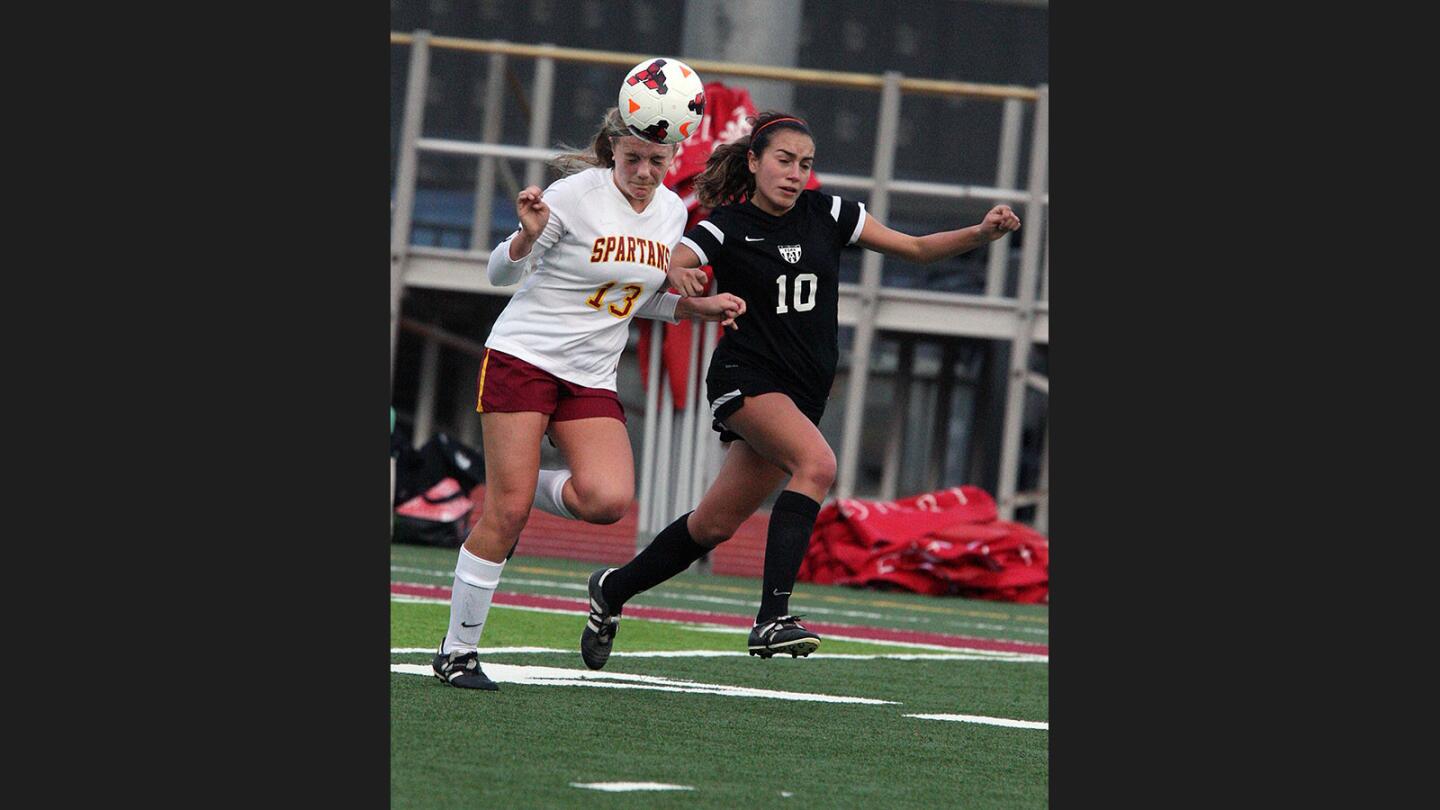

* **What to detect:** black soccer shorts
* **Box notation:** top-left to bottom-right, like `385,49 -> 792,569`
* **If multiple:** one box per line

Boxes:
705,360 -> 828,443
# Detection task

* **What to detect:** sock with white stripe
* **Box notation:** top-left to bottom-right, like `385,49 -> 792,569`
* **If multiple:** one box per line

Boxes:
532,468 -> 578,520
601,511 -> 708,609
756,490 -> 821,623
442,546 -> 505,654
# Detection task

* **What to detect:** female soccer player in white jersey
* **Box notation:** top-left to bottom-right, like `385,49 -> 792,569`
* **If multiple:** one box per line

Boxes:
433,108 -> 747,690
580,111 -> 1021,667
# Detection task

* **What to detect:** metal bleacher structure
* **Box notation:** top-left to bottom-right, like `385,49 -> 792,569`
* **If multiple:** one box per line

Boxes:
390,32 -> 1048,573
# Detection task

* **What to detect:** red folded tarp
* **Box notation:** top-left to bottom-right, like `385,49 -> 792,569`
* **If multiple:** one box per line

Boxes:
798,486 -> 1049,603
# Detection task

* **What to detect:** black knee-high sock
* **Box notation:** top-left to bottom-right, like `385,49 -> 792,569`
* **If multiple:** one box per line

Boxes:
602,511 -> 709,610
757,490 -> 822,623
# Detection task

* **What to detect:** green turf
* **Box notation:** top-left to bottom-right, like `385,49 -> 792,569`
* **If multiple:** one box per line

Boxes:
393,599 -> 950,657
392,673 -> 1046,809
391,547 -> 1049,645
391,589 -> 1048,808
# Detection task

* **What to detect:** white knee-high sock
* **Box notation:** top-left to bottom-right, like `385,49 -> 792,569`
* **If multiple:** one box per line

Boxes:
533,468 -> 578,520
442,546 -> 505,654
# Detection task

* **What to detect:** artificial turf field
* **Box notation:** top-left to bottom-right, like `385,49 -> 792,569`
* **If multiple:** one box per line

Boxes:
391,543 -> 1049,808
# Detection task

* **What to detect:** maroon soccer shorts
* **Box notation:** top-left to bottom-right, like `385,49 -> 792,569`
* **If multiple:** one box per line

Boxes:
475,348 -> 626,423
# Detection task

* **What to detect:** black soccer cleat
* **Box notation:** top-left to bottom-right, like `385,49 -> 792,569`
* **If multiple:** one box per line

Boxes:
432,638 -> 499,690
580,568 -> 622,670
748,615 -> 821,659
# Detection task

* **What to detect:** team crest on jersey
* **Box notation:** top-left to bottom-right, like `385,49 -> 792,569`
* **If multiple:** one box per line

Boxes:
778,245 -> 802,264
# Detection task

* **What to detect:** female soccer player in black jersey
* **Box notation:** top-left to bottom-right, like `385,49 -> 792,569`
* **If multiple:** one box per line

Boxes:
580,111 -> 1021,667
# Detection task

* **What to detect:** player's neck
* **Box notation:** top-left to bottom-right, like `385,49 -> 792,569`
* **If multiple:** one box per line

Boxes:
748,193 -> 795,218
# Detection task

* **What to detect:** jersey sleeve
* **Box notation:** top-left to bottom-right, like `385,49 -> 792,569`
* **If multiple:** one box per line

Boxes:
824,193 -> 867,248
485,180 -> 570,285
679,208 -> 728,267
632,290 -> 681,324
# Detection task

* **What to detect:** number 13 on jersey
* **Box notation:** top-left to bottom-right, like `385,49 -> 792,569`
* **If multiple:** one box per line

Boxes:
586,281 -> 644,318
775,273 -> 818,314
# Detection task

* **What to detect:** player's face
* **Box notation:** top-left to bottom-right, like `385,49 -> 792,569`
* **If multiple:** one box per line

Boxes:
611,136 -> 676,208
747,130 -> 814,215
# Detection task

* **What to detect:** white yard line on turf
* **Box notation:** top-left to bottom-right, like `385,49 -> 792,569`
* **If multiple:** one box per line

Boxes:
391,662 -> 898,704
570,782 -> 693,792
905,713 -> 1048,730
676,621 -> 1046,657
391,594 -> 450,605
390,646 -> 1047,662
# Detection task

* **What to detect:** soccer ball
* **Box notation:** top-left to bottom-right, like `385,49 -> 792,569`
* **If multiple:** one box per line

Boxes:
618,57 -> 706,145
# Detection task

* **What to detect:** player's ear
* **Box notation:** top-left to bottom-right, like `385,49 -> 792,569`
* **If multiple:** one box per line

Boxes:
747,149 -> 759,174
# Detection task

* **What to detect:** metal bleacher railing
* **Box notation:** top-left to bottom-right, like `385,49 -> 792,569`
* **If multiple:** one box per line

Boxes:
389,31 -> 1049,544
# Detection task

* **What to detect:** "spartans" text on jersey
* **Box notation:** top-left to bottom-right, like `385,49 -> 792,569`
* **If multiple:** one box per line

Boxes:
589,236 -> 672,271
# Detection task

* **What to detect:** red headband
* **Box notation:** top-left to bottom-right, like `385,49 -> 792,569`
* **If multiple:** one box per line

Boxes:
750,116 -> 808,141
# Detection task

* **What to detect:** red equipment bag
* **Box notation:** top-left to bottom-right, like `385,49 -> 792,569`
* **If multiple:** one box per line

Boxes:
392,477 -> 475,548
798,486 -> 1049,603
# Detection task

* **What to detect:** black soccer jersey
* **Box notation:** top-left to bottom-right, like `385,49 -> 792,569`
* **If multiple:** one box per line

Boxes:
681,190 -> 867,406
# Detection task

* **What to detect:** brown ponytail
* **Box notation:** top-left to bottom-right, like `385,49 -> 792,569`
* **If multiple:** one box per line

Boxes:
693,110 -> 812,209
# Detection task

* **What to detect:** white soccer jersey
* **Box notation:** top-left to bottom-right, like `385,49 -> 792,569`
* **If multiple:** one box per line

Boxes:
484,167 -> 689,391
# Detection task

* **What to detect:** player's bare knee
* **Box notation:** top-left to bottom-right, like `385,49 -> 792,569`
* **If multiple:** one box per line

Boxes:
688,514 -> 738,547
795,450 -> 837,493
571,479 -> 632,524
583,495 -> 629,524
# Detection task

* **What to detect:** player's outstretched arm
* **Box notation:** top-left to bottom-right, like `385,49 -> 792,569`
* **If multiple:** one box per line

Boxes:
665,242 -> 709,296
675,292 -> 746,330
487,185 -> 556,286
509,185 -> 550,259
856,204 -> 1021,265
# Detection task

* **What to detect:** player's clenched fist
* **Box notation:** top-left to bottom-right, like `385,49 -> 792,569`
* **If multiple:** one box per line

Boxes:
675,292 -> 747,329
716,293 -> 745,329
515,185 -> 551,240
667,264 -> 709,296
707,292 -> 747,330
978,204 -> 1021,241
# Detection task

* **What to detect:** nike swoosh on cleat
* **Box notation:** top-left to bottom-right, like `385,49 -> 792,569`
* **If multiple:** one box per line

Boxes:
745,236 -> 763,241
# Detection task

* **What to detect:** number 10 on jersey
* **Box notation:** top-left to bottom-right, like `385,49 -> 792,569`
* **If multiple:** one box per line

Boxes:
775,273 -> 818,314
